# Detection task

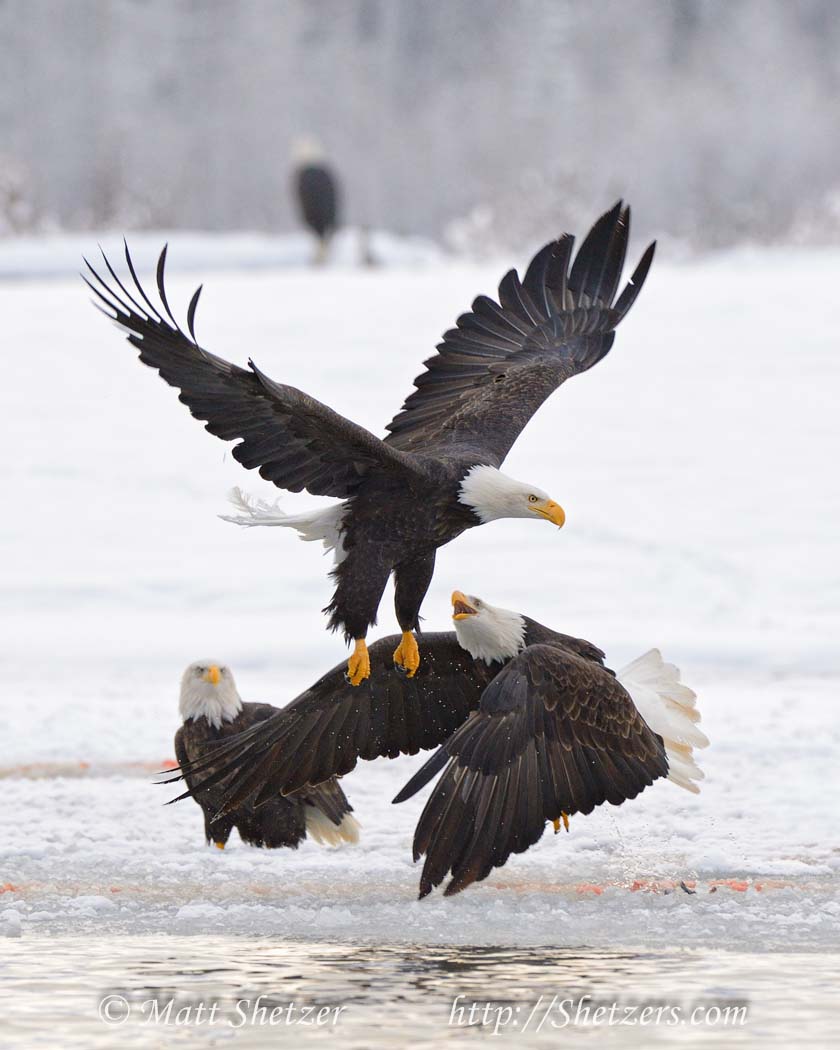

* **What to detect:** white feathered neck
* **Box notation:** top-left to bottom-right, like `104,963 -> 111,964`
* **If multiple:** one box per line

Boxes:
458,465 -> 550,523
454,599 -> 527,664
179,662 -> 243,729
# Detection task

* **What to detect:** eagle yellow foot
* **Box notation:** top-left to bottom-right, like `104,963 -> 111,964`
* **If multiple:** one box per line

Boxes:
553,812 -> 570,834
214,842 -> 225,850
347,639 -> 371,687
393,631 -> 420,678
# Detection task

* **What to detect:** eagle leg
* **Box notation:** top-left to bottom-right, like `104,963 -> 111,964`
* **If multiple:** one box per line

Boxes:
214,841 -> 226,850
346,639 -> 371,687
552,812 -> 570,834
393,631 -> 420,678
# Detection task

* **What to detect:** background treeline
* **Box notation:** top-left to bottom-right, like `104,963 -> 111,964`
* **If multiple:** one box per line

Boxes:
2,0 -> 838,250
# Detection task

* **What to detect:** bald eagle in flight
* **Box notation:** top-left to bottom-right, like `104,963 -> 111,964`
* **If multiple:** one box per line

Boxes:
176,660 -> 359,850
165,594 -> 706,896
86,202 -> 654,687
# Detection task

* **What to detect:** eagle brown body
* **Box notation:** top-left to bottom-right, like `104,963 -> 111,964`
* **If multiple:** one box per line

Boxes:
294,161 -> 340,263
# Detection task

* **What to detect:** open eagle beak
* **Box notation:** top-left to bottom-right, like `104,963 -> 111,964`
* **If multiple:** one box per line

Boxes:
451,590 -> 478,620
204,665 -> 221,686
535,499 -> 565,528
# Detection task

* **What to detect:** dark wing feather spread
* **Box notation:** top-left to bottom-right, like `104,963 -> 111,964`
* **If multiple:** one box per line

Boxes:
294,779 -> 354,826
403,644 -> 668,897
385,202 -> 655,464
177,703 -> 350,849
161,632 -> 494,816
174,721 -> 244,841
86,243 -> 413,499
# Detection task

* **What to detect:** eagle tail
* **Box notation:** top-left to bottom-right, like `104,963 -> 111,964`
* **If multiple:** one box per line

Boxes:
618,648 -> 708,794
304,807 -> 361,846
220,487 -> 347,560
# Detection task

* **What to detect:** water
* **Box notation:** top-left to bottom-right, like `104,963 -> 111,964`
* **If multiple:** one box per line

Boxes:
2,937 -> 838,1048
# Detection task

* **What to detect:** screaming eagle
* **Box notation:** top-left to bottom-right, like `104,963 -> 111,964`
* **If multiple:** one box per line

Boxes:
87,203 -> 654,686
165,594 -> 707,897
176,660 -> 359,850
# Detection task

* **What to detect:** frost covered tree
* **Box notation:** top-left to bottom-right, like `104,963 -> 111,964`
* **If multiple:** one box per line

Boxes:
0,0 -> 838,248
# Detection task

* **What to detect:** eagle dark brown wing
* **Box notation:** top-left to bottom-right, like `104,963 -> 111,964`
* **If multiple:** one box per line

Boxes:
176,704 -> 354,850
161,632 -> 494,816
401,643 -> 668,898
293,778 -> 354,826
385,202 -> 655,464
86,244 -> 415,499
174,702 -> 283,845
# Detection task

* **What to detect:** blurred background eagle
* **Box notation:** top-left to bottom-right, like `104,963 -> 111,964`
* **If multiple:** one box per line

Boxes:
291,138 -> 341,264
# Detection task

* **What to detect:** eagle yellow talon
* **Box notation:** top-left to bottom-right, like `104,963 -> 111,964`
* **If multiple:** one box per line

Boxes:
553,812 -> 570,834
393,631 -> 420,678
347,639 -> 371,687
214,841 -> 225,850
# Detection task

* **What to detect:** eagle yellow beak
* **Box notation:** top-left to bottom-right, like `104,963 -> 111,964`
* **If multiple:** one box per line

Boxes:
204,665 -> 221,686
451,590 -> 478,620
534,499 -> 565,528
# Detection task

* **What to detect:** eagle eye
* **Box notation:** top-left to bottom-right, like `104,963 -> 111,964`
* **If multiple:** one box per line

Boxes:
528,494 -> 538,503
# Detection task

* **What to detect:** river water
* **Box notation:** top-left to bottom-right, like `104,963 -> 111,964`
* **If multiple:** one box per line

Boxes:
2,936 -> 838,1048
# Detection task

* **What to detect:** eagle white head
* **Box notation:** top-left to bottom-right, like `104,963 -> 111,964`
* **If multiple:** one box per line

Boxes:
450,590 -> 526,664
458,465 -> 565,527
179,660 -> 242,729
291,136 -> 326,165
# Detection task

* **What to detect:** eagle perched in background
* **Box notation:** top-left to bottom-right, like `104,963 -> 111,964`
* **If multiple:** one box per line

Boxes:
167,597 -> 706,896
291,138 -> 341,265
175,660 -> 359,850
87,203 -> 654,687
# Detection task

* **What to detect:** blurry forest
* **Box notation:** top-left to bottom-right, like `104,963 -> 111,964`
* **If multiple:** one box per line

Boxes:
1,0 -> 839,250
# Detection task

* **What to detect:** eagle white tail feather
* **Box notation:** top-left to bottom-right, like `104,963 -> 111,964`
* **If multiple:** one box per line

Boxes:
304,807 -> 361,847
617,649 -> 708,794
220,487 -> 348,562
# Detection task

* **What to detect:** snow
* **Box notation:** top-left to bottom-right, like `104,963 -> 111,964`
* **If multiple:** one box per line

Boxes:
0,908 -> 23,937
1,234 -> 838,951
0,228 -> 442,281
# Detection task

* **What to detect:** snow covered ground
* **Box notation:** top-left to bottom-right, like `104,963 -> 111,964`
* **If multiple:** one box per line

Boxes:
1,235 -> 839,964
